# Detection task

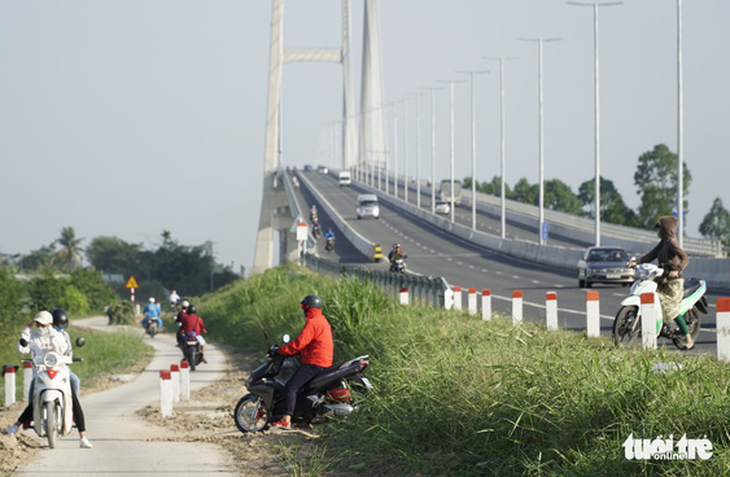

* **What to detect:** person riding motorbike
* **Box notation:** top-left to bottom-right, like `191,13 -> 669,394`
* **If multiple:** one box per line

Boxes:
169,289 -> 180,310
142,297 -> 162,331
269,295 -> 333,431
309,205 -> 318,222
312,220 -> 321,238
5,311 -> 92,448
388,243 -> 408,269
178,304 -> 208,364
324,228 -> 335,242
627,215 -> 693,349
175,299 -> 190,348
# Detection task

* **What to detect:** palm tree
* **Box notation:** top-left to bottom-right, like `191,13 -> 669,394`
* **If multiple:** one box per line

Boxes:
57,226 -> 83,269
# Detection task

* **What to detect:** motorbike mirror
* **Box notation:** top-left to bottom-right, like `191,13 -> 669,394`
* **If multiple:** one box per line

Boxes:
18,338 -> 28,348
282,334 -> 291,344
75,337 -> 86,347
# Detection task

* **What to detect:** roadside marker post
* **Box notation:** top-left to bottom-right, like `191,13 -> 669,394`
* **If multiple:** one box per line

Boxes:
512,291 -> 523,326
159,370 -> 173,417
467,288 -> 477,316
22,361 -> 32,400
716,298 -> 730,361
453,286 -> 462,311
180,360 -> 190,401
641,293 -> 657,350
170,364 -> 180,403
546,292 -> 558,331
586,291 -> 600,337
481,289 -> 492,321
399,288 -> 409,306
3,365 -> 18,408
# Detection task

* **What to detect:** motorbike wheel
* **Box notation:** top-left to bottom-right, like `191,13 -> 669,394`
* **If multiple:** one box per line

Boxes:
189,348 -> 198,371
612,306 -> 641,347
672,306 -> 702,350
234,394 -> 269,433
45,401 -> 58,449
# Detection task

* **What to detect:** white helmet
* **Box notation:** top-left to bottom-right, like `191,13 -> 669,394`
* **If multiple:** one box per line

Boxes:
182,300 -> 190,308
148,297 -> 156,303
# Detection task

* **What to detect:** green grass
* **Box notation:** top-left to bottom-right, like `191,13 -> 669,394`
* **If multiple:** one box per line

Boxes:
198,265 -> 730,476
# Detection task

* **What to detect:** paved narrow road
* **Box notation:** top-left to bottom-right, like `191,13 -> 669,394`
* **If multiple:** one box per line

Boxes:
14,316 -> 238,477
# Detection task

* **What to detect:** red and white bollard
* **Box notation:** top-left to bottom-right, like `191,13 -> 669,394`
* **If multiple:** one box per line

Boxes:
467,288 -> 477,316
23,361 -> 32,400
399,288 -> 409,306
453,286 -> 462,311
180,360 -> 191,402
3,365 -> 17,408
481,289 -> 492,321
586,291 -> 600,337
170,364 -> 180,403
641,292 -> 658,350
512,291 -> 523,326
546,292 -> 558,331
159,370 -> 173,417
716,298 -> 730,361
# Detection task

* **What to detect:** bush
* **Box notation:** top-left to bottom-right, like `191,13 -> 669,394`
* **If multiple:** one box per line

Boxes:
106,300 -> 136,325
0,269 -> 26,336
69,268 -> 116,312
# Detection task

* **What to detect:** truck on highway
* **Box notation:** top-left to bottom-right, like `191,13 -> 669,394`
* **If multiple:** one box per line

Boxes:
438,179 -> 462,207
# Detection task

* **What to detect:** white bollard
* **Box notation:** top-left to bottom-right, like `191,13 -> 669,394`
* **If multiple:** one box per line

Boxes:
546,292 -> 558,331
453,286 -> 462,311
443,287 -> 454,310
159,370 -> 173,417
4,365 -> 17,408
467,288 -> 477,316
170,364 -> 180,403
512,291 -> 523,326
399,288 -> 409,306
180,360 -> 191,402
586,291 -> 600,337
481,289 -> 492,321
23,361 -> 32,400
716,298 -> 730,361
641,292 -> 658,350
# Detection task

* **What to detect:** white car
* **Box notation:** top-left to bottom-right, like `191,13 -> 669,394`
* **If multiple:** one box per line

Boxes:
434,200 -> 450,215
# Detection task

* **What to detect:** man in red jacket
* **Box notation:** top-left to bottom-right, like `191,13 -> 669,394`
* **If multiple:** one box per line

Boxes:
269,295 -> 333,430
179,304 -> 208,363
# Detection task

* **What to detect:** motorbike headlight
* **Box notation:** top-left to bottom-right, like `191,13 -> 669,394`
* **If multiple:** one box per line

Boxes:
43,353 -> 59,367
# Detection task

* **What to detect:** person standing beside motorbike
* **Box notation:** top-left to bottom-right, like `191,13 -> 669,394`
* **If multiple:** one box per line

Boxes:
5,311 -> 92,448
269,295 -> 333,430
627,215 -> 693,349
142,297 -> 162,331
178,304 -> 208,363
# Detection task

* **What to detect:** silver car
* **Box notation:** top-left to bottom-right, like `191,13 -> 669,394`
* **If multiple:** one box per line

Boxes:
434,200 -> 450,215
577,247 -> 635,288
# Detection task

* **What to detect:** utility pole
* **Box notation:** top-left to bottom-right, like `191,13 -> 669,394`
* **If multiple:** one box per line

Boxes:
437,79 -> 466,223
518,36 -> 562,245
457,70 -> 490,231
484,56 -> 517,240
569,1 -> 622,247
676,0 -> 685,246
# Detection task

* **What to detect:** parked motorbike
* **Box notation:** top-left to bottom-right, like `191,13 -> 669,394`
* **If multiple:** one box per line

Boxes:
612,263 -> 708,349
325,237 -> 335,253
21,337 -> 85,448
182,335 -> 204,371
389,258 -> 406,273
233,334 -> 373,433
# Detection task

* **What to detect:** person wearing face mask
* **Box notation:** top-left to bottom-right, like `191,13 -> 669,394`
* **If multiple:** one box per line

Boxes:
5,311 -> 92,448
269,295 -> 333,430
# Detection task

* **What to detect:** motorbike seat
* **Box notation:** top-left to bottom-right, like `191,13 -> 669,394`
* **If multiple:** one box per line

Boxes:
304,360 -> 362,392
683,280 -> 703,298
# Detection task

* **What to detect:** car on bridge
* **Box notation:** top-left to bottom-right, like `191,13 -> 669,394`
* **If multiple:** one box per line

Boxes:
356,194 -> 380,219
434,200 -> 450,215
577,246 -> 635,288
317,165 -> 329,174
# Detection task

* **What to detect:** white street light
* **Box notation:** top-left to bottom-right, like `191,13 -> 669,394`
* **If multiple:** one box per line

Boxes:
422,87 -> 445,214
437,79 -> 466,224
457,70 -> 490,231
569,1 -> 622,247
518,36 -> 563,245
677,0 -> 684,247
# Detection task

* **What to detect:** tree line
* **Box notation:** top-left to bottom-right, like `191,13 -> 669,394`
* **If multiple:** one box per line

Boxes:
463,144 -> 730,246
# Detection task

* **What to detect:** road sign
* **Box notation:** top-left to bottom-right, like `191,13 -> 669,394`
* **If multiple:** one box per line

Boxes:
125,275 -> 139,289
542,222 -> 549,242
296,222 -> 308,242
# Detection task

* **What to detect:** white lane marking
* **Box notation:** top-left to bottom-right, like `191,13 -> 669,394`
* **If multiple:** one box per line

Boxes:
531,280 -> 540,285
512,275 -> 520,280
495,271 -> 502,275
469,265 -> 475,269
430,249 -> 436,253
447,257 -> 452,261
457,261 -> 463,266
481,269 -> 487,273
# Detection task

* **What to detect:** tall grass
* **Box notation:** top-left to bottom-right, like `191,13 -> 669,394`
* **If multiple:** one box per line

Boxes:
199,265 -> 730,476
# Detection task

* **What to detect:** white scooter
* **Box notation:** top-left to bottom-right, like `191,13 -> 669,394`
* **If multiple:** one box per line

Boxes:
24,338 -> 85,448
612,263 -> 708,349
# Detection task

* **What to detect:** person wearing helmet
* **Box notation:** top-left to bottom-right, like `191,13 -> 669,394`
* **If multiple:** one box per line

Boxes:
178,304 -> 208,363
51,309 -> 80,397
388,243 -> 407,264
324,228 -> 336,242
142,297 -> 162,331
269,295 -> 333,430
6,311 -> 92,448
174,300 -> 190,348
169,289 -> 180,311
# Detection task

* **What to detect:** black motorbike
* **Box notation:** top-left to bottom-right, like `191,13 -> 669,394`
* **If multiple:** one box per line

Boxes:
233,335 -> 373,433
325,237 -> 335,253
389,258 -> 406,273
182,334 -> 204,371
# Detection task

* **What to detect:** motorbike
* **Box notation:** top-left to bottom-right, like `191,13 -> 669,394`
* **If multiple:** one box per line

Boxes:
145,321 -> 158,338
21,337 -> 85,448
325,237 -> 335,253
612,263 -> 708,349
233,334 -> 373,433
312,225 -> 321,239
389,258 -> 406,273
182,334 -> 204,371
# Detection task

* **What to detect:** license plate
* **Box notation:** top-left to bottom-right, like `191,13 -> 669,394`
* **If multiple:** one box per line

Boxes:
606,274 -> 621,279
360,377 -> 373,390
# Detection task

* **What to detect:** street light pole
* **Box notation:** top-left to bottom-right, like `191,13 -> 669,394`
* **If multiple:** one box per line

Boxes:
518,36 -> 562,245
422,87 -> 445,214
569,1 -> 621,247
457,70 -> 489,231
677,0 -> 684,247
484,56 -> 517,240
437,79 -> 466,223
408,92 -> 427,209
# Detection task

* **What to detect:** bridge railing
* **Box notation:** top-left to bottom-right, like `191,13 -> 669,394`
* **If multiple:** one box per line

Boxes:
281,168 -> 316,251
303,253 -> 450,308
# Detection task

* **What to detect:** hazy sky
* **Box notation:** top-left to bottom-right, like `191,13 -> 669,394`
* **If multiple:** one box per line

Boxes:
1,1 -> 728,275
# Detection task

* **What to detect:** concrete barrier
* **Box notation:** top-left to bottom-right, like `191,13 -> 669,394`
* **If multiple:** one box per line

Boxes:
641,293 -> 657,350
159,370 -> 173,418
546,292 -> 558,331
481,290 -> 492,321
586,291 -> 600,338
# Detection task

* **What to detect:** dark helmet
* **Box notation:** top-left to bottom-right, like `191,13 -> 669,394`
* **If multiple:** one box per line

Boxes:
393,243 -> 401,249
187,304 -> 197,314
51,309 -> 69,329
300,295 -> 322,310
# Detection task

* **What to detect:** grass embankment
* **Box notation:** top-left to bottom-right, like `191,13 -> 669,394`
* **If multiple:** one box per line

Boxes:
199,264 -> 730,476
